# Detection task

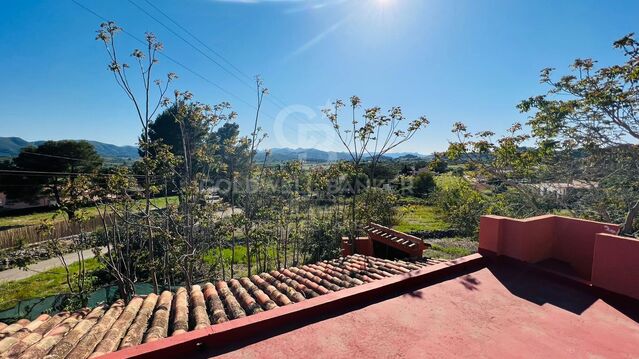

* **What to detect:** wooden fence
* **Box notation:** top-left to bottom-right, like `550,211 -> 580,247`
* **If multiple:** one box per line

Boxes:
0,215 -> 113,250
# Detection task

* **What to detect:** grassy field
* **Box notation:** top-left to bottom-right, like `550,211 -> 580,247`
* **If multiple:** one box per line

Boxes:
203,244 -> 286,268
0,196 -> 179,229
424,237 -> 478,260
0,258 -> 103,311
394,204 -> 450,233
394,196 -> 477,260
203,245 -> 275,265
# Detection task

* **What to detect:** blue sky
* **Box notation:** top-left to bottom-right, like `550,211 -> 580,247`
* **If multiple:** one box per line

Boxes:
1,0 -> 637,153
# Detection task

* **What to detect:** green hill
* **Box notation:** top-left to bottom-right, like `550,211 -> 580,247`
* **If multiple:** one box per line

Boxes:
0,137 -> 30,157
0,137 -> 139,160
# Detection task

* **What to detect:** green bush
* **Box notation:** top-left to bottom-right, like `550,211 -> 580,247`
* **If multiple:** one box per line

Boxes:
356,187 -> 399,227
433,177 -> 487,236
301,218 -> 343,263
413,172 -> 436,198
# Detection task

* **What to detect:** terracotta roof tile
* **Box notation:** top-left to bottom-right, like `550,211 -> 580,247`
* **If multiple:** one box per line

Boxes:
91,296 -> 145,357
0,255 -> 443,358
22,310 -> 86,359
249,275 -> 291,306
0,321 -> 27,340
202,283 -> 229,324
215,281 -> 246,319
281,268 -> 331,295
142,291 -> 172,343
239,277 -> 278,311
0,314 -> 49,353
120,293 -> 158,349
259,273 -> 305,303
189,285 -> 211,330
44,307 -> 104,359
229,279 -> 263,315
171,288 -> 189,336
66,299 -> 125,359
269,270 -> 318,298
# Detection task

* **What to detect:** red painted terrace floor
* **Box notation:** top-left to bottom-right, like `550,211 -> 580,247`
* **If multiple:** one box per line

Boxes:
213,261 -> 639,359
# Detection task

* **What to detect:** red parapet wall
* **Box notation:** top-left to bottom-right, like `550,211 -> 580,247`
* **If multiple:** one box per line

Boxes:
479,214 -> 639,300
479,215 -> 558,264
592,233 -> 639,300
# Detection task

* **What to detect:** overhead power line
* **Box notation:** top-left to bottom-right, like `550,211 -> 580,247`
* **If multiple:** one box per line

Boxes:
126,0 -> 256,91
71,0 -> 344,151
141,0 -> 253,84
125,0 -> 345,150
15,151 -> 136,167
70,0 -> 257,111
0,169 -> 149,178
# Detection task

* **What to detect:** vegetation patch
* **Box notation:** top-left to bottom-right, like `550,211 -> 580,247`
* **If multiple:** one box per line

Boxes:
394,204 -> 450,233
424,237 -> 477,260
0,196 -> 179,229
0,258 -> 104,311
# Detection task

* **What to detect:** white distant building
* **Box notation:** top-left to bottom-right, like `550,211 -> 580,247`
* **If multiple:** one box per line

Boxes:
530,180 -> 596,196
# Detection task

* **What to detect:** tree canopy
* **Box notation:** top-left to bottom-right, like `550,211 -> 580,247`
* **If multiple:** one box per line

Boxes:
3,140 -> 102,218
449,33 -> 639,236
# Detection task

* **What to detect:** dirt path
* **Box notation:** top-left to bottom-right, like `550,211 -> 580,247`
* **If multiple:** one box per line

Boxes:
0,247 -> 106,283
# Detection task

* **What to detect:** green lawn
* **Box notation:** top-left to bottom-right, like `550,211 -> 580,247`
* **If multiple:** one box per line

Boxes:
394,204 -> 450,233
424,237 -> 478,260
203,244 -> 283,266
434,173 -> 462,187
0,196 -> 179,229
0,258 -> 104,311
0,211 -> 66,229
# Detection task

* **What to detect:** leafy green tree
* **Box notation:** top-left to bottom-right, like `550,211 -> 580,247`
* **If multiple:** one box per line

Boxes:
434,176 -> 490,236
400,164 -> 413,175
448,122 -> 552,217
518,33 -> 639,235
6,140 -> 102,219
323,96 -> 429,244
412,171 -> 436,198
356,187 -> 399,227
148,105 -> 187,155
148,104 -> 206,157
363,161 -> 400,183
428,154 -> 448,173
211,122 -> 250,192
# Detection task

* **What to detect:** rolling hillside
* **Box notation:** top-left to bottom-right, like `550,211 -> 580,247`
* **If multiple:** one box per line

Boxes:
0,137 -> 139,159
1,137 -> 429,163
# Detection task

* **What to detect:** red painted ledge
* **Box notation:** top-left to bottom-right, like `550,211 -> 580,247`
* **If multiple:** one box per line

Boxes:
99,253 -> 485,359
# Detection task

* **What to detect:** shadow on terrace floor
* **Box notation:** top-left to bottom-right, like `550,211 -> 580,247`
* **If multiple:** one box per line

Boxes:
488,261 -> 639,323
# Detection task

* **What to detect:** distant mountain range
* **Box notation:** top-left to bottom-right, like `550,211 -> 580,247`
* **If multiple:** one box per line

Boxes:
0,137 -> 430,163
0,137 -> 139,159
258,148 -> 430,163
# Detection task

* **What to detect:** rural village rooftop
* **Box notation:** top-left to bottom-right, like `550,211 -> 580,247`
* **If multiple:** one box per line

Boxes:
0,216 -> 637,358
